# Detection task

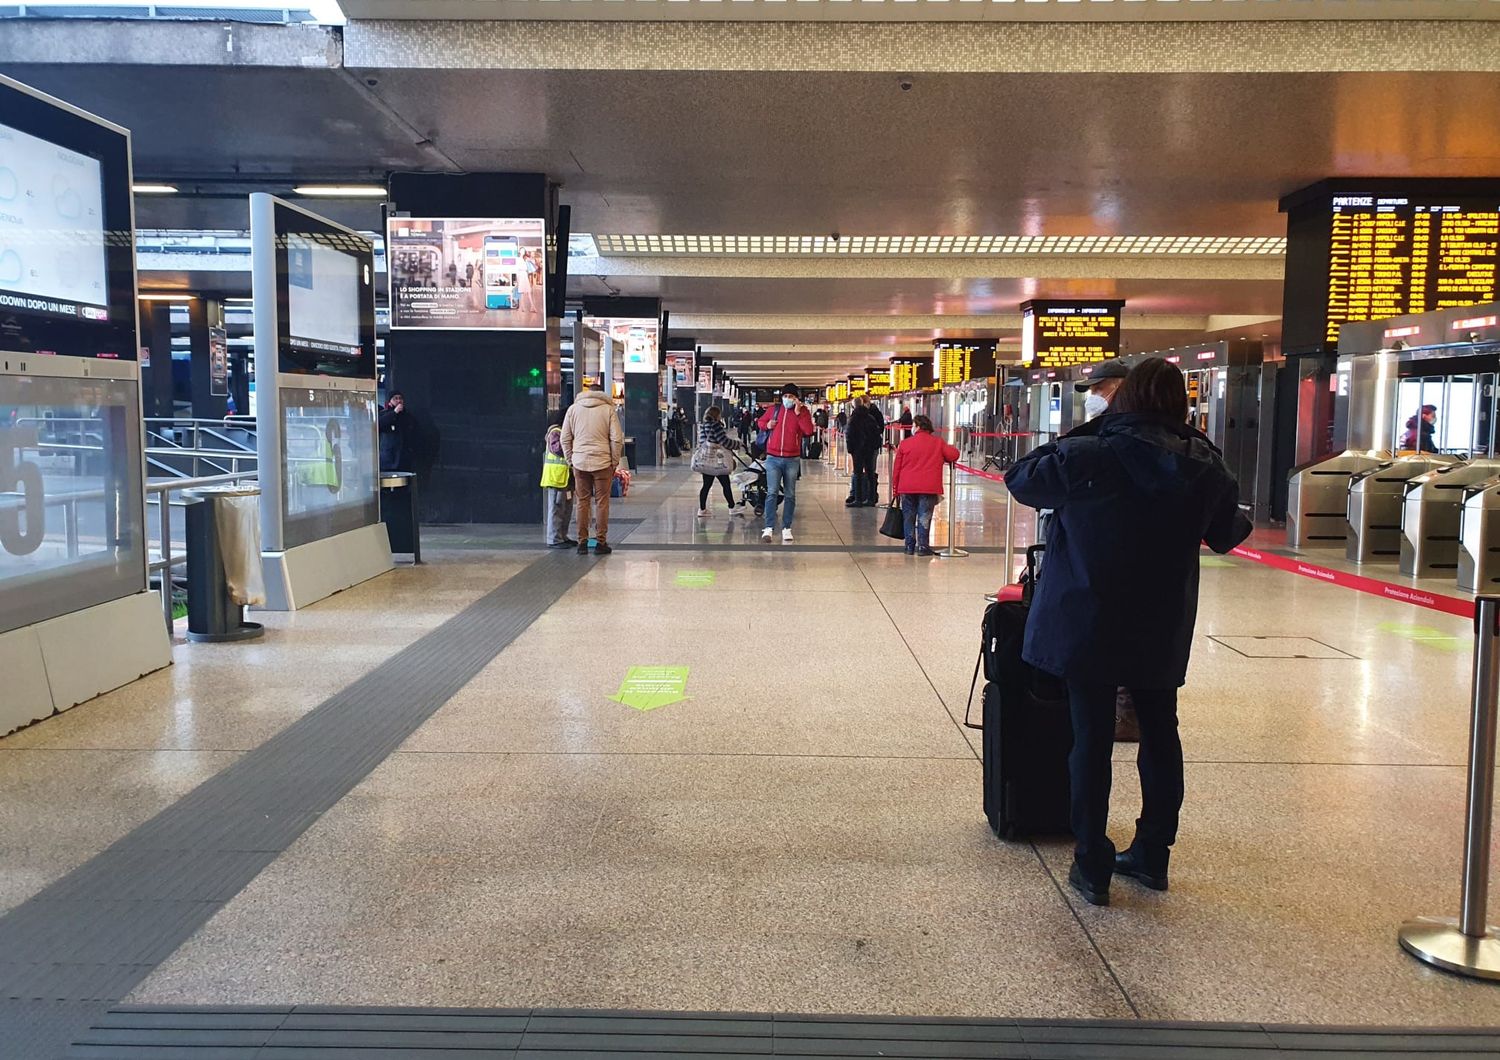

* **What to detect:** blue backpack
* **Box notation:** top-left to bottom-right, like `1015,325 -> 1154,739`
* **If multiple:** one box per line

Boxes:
753,407 -> 780,454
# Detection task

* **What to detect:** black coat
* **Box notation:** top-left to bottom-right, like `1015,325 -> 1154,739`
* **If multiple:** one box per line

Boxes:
378,406 -> 414,471
846,406 -> 882,453
1004,413 -> 1252,689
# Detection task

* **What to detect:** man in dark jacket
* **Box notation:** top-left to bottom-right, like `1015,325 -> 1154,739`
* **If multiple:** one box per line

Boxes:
378,392 -> 414,472
1004,359 -> 1251,906
844,396 -> 883,507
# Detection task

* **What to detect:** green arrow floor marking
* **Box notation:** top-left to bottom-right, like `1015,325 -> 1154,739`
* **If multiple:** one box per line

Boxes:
610,666 -> 690,711
675,569 -> 717,587
1378,621 -> 1466,652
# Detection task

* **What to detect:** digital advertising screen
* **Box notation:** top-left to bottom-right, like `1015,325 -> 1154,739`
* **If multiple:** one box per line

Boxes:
666,352 -> 694,387
697,366 -> 713,391
0,77 -> 138,361
1281,181 -> 1500,354
280,387 -> 380,550
1020,301 -> 1124,369
585,316 -> 659,374
273,204 -> 375,379
388,217 -> 546,330
933,340 -> 999,386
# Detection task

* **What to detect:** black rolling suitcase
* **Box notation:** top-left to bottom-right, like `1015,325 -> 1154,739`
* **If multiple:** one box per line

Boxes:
965,546 -> 1073,839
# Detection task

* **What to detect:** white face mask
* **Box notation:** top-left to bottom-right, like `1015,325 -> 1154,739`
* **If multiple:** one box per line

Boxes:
1084,392 -> 1111,420
782,396 -> 796,409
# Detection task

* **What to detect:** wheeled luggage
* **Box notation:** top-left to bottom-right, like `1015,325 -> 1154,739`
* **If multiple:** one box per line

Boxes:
803,438 -> 825,460
966,546 -> 1072,839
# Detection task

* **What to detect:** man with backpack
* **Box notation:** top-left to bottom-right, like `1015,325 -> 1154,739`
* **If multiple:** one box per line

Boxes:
756,383 -> 816,543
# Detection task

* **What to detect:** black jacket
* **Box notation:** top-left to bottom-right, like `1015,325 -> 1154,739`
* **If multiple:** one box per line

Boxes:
1004,413 -> 1252,689
846,406 -> 882,453
378,406 -> 414,471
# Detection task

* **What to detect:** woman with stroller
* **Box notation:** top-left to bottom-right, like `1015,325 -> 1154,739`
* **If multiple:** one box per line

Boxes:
697,406 -> 746,518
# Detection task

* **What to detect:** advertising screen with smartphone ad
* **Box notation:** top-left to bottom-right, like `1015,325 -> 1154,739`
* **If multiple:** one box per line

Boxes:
388,217 -> 546,330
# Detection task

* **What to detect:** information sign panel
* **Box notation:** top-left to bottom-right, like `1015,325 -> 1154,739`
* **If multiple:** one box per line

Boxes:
1020,301 -> 1124,369
933,341 -> 998,386
866,367 -> 892,396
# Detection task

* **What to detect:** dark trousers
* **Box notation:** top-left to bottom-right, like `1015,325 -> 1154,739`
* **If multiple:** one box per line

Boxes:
699,473 -> 734,508
1065,680 -> 1183,879
850,448 -> 879,504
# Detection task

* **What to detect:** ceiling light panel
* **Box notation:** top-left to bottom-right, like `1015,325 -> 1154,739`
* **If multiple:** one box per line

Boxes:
587,233 -> 1286,256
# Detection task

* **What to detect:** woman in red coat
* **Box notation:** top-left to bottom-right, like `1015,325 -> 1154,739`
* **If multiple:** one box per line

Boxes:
890,414 -> 961,555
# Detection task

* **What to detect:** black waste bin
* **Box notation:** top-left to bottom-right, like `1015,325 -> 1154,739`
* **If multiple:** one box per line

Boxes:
184,487 -> 264,644
623,437 -> 637,471
380,472 -> 422,563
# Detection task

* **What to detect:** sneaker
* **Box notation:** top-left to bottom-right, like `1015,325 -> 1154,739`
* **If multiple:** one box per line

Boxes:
594,542 -> 613,556
576,543 -> 589,555
733,503 -> 747,517
697,509 -> 709,519
782,528 -> 794,543
761,527 -> 774,542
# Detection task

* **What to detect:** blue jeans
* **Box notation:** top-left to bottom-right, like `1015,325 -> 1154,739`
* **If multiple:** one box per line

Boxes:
901,493 -> 938,551
764,455 -> 801,530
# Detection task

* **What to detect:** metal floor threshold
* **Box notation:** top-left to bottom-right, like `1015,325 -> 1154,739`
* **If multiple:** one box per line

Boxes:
66,1005 -> 1500,1058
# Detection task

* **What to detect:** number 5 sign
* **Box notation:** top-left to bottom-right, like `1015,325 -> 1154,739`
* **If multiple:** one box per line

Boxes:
0,425 -> 46,556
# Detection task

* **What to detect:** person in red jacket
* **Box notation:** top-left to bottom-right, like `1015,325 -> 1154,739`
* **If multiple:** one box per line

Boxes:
756,382 -> 817,543
891,414 -> 960,555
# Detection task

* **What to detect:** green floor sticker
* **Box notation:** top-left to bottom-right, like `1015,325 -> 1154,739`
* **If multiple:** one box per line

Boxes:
675,569 -> 716,587
1199,556 -> 1236,568
1378,621 -> 1466,652
611,666 -> 690,711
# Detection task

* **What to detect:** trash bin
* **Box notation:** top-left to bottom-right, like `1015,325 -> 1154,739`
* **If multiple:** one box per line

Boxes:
623,436 -> 637,471
380,471 -> 421,562
184,485 -> 265,643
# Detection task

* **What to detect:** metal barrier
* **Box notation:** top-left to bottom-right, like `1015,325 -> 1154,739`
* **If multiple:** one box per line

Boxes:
934,461 -> 969,559
1399,594 -> 1500,980
147,470 -> 260,630
144,416 -> 258,479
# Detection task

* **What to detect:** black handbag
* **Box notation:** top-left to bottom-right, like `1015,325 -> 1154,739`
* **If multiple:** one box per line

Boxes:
879,502 -> 906,540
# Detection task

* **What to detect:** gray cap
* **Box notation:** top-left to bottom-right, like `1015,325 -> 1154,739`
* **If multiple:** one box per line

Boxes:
1074,359 -> 1129,392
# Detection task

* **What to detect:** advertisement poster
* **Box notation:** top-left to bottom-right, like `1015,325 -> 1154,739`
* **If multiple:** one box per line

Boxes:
209,326 -> 229,397
387,217 -> 546,330
584,317 -> 659,374
697,366 -> 713,391
666,353 -> 694,386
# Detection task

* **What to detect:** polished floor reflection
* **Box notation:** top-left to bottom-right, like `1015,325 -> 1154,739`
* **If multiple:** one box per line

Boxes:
1,458 -> 1495,1028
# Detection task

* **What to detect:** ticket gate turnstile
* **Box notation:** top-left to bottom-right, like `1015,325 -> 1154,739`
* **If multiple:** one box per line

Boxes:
1459,478 -> 1500,592
1345,455 -> 1459,564
1287,451 -> 1389,549
1400,460 -> 1500,577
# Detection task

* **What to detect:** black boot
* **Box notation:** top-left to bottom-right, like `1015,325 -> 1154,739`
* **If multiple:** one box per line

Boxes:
1113,845 -> 1169,891
1068,859 -> 1111,907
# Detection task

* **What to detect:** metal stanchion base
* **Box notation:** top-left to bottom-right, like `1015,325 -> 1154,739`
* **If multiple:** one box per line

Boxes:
186,621 -> 264,644
1399,917 -> 1500,981
935,549 -> 970,559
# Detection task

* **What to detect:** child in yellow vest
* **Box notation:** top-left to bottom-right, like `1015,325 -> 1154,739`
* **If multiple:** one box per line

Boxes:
541,409 -> 577,548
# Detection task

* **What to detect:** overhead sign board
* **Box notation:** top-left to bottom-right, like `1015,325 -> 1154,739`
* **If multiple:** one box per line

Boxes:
891,359 -> 933,393
848,375 -> 868,398
1280,180 -> 1500,354
933,340 -> 998,387
1020,300 -> 1125,369
865,367 -> 892,396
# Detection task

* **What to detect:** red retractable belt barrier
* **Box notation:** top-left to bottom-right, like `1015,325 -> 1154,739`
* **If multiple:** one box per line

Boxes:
1228,546 -> 1475,619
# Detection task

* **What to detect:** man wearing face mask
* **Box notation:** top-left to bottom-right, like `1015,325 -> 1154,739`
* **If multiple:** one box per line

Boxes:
757,383 -> 817,543
1076,360 -> 1130,423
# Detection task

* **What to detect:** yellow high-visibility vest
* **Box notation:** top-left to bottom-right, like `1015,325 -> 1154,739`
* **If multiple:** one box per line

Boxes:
540,428 -> 571,488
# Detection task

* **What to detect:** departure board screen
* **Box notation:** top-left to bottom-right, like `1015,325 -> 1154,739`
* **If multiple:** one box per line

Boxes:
848,375 -> 867,398
1325,198 -> 1498,345
1281,181 -> 1500,354
1020,300 -> 1124,369
866,368 -> 892,396
933,341 -> 997,387
890,360 -> 929,393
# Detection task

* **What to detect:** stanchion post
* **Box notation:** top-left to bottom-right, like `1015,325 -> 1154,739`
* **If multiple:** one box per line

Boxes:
1003,488 -> 1015,583
935,460 -> 969,559
1398,594 -> 1500,980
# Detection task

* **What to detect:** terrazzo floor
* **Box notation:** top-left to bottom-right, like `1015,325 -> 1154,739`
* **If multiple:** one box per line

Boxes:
4,458 -> 1498,1026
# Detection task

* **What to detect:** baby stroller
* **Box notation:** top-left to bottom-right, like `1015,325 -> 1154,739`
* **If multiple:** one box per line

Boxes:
730,448 -> 769,517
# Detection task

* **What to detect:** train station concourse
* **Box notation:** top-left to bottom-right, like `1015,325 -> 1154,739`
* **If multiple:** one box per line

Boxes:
4,1 -> 1500,1057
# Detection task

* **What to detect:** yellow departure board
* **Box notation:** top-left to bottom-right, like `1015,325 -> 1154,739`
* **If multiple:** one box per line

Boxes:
932,341 -> 997,387
891,361 -> 919,394
866,368 -> 892,396
848,375 -> 867,398
1325,197 -> 1500,345
1021,300 -> 1125,369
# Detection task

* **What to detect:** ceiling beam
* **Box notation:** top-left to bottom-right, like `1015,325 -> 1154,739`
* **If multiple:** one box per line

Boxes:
675,313 -> 1215,331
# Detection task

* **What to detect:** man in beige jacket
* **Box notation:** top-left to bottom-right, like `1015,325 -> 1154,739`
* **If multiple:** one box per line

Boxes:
561,379 -> 625,555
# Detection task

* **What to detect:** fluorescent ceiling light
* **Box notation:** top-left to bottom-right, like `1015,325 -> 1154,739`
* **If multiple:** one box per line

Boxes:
132,183 -> 178,195
139,293 -> 195,302
292,185 -> 387,198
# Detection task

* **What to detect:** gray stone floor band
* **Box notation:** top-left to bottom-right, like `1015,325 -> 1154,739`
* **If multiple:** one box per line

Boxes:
63,1006 -> 1500,1058
0,551 -> 599,1059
